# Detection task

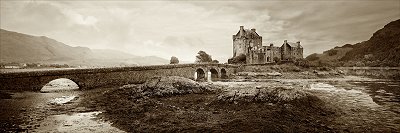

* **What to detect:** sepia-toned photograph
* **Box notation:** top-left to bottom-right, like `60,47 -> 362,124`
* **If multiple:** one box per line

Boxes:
0,0 -> 399,132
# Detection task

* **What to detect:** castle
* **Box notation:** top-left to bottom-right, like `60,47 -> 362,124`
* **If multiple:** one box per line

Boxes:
232,26 -> 303,64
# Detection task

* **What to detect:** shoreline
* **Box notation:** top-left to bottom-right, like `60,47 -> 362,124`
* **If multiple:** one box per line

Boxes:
1,75 -> 399,132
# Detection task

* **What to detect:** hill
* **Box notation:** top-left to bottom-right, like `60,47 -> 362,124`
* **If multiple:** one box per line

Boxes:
0,29 -> 168,67
306,19 -> 400,67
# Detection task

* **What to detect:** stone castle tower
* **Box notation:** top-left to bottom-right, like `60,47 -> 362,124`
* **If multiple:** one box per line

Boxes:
232,26 -> 262,64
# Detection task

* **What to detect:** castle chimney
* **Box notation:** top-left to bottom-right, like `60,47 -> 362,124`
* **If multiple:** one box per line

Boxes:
284,40 -> 287,43
270,43 -> 273,47
240,26 -> 244,30
297,41 -> 300,44
251,28 -> 256,32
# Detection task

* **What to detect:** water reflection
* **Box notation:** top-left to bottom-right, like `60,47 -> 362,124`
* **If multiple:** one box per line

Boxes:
348,80 -> 400,114
33,111 -> 125,133
49,96 -> 77,105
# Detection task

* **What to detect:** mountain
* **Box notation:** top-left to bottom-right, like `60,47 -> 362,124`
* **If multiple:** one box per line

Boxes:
306,19 -> 400,67
0,29 -> 168,66
0,29 -> 92,63
132,56 -> 172,65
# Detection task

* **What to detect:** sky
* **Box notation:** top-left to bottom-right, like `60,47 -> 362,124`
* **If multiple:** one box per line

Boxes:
1,0 -> 399,62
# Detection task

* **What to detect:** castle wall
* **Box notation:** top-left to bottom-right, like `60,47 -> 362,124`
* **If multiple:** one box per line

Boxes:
281,46 -> 303,61
233,38 -> 247,57
265,46 -> 281,63
281,44 -> 291,60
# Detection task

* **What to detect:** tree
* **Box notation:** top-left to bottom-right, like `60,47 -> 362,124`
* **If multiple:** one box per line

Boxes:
195,51 -> 213,63
294,58 -> 311,68
170,56 -> 179,64
273,57 -> 281,63
212,60 -> 219,64
228,54 -> 246,64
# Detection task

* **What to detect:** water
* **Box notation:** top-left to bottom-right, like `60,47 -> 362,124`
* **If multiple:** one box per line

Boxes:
309,79 -> 400,132
0,89 -> 125,132
49,95 -> 77,104
33,111 -> 124,133
41,78 -> 79,92
348,80 -> 400,114
312,79 -> 400,114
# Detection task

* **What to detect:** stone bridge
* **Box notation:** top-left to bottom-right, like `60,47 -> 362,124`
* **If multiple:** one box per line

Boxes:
0,64 -> 238,91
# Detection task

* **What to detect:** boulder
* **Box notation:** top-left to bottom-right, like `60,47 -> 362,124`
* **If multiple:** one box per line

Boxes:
267,71 -> 282,76
217,86 -> 313,104
141,76 -> 210,97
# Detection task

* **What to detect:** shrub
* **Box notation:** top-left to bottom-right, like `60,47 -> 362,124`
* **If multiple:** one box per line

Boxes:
195,51 -> 213,63
170,56 -> 179,64
228,54 -> 246,64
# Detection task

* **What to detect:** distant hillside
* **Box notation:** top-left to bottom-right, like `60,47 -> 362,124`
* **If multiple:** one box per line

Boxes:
0,29 -> 92,63
0,29 -> 168,66
90,49 -> 139,60
306,19 -> 400,67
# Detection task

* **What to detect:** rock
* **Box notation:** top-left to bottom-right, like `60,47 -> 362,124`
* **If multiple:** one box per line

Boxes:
218,86 -> 314,104
331,71 -> 340,75
213,111 -> 220,114
0,91 -> 12,99
236,72 -> 249,76
337,70 -> 345,74
140,76 -> 210,97
301,71 -> 310,75
314,70 -> 329,76
120,84 -> 139,89
267,71 -> 282,76
237,72 -> 262,76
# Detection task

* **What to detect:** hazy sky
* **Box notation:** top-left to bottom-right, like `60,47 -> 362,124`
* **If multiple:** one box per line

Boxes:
1,0 -> 399,62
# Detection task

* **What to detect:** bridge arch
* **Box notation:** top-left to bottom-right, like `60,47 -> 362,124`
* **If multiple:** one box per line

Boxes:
195,68 -> 206,81
221,68 -> 228,79
209,68 -> 219,81
40,77 -> 80,92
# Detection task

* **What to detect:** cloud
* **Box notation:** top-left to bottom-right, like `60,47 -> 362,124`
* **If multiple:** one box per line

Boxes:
0,1 -> 68,34
1,0 -> 399,62
63,11 -> 98,26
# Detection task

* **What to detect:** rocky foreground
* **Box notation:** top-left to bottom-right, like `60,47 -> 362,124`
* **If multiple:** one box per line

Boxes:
77,76 -> 336,132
